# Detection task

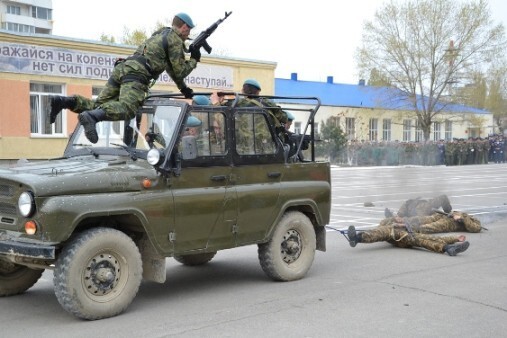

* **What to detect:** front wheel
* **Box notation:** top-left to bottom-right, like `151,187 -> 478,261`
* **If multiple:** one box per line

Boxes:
53,227 -> 142,320
0,260 -> 44,296
258,211 -> 316,281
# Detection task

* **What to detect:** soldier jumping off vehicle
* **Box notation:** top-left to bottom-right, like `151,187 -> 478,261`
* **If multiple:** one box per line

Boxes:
49,13 -> 200,144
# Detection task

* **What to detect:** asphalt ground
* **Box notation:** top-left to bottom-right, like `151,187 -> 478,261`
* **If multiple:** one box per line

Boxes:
1,163 -> 506,337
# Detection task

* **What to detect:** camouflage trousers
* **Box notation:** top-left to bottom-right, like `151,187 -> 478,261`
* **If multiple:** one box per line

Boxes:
359,226 -> 461,253
71,60 -> 149,121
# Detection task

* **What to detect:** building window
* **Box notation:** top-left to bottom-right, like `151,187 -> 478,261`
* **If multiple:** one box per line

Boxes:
415,120 -> 423,142
445,120 -> 453,141
331,116 -> 340,128
433,122 -> 441,141
402,119 -> 412,141
382,119 -> 391,141
30,83 -> 63,135
5,22 -> 35,33
294,122 -> 301,134
345,117 -> 355,140
7,6 -> 21,15
32,7 -> 52,20
90,86 -> 123,138
368,118 -> 378,141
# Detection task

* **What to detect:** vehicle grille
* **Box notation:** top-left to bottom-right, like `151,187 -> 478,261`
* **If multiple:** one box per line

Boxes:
0,184 -> 14,197
0,184 -> 18,225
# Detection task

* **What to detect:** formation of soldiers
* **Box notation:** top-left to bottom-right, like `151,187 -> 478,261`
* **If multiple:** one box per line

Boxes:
340,135 -> 506,166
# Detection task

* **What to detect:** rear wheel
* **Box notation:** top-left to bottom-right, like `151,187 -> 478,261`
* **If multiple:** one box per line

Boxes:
0,260 -> 44,296
53,227 -> 142,320
258,211 -> 316,281
174,252 -> 217,266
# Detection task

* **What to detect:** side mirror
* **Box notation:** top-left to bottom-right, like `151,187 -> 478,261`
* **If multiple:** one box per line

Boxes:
181,135 -> 198,160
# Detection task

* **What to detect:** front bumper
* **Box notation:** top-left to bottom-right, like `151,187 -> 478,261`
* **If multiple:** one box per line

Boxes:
0,238 -> 55,260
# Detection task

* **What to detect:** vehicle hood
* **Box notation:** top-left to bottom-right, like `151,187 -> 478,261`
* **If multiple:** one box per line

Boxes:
0,157 -> 157,197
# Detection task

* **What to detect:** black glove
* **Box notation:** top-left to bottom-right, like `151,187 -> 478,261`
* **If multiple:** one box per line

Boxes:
180,86 -> 193,99
190,48 -> 201,62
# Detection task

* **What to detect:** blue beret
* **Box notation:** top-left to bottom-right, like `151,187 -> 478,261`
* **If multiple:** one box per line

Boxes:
286,111 -> 295,121
175,13 -> 195,28
186,115 -> 202,127
193,95 -> 210,105
244,78 -> 261,90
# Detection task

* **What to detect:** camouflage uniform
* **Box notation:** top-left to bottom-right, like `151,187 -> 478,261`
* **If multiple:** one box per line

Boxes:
234,98 -> 282,154
403,212 -> 481,233
359,226 -> 464,254
72,27 -> 197,121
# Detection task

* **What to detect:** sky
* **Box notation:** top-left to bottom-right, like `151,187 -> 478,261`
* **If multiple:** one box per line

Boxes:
51,0 -> 507,85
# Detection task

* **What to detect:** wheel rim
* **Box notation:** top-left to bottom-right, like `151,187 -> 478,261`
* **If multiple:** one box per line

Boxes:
281,229 -> 302,264
83,251 -> 125,300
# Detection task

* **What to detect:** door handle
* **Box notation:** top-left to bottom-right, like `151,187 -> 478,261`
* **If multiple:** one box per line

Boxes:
210,175 -> 227,181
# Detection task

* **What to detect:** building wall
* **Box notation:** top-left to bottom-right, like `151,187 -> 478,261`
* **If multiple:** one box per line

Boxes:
290,104 -> 494,142
0,31 -> 276,163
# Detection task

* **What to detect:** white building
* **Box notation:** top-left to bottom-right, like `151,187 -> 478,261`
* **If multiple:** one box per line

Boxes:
0,0 -> 53,34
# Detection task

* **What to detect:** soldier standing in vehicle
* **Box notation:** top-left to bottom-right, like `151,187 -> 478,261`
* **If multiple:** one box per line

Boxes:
49,13 -> 200,144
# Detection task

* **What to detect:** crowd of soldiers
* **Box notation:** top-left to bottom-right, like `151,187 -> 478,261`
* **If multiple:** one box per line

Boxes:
339,134 -> 506,166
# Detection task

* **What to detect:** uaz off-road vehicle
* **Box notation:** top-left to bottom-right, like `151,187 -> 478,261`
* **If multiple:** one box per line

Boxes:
0,92 -> 331,320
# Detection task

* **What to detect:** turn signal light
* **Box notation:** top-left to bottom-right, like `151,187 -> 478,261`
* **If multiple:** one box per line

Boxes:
142,178 -> 152,189
25,220 -> 37,235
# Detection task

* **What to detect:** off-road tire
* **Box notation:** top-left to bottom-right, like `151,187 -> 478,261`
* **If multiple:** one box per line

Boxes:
258,211 -> 316,281
174,252 -> 217,266
53,227 -> 142,320
0,261 -> 44,296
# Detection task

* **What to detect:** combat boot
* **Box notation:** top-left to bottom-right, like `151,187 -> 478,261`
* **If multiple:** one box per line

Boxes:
49,96 -> 77,124
78,108 -> 107,144
444,241 -> 470,256
347,225 -> 361,247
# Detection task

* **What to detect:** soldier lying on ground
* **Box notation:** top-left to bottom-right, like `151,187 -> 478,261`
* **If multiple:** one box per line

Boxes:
347,225 -> 470,256
380,210 -> 483,234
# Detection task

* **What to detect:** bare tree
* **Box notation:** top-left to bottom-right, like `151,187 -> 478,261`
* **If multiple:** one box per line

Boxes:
357,0 -> 506,141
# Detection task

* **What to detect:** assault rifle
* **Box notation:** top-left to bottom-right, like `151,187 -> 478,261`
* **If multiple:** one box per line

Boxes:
189,11 -> 232,54
289,134 -> 312,150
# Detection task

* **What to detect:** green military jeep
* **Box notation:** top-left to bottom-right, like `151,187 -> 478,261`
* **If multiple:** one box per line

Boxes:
0,93 -> 330,320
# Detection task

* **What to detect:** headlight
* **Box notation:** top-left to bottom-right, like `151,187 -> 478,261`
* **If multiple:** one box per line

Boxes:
147,148 -> 163,166
18,191 -> 35,217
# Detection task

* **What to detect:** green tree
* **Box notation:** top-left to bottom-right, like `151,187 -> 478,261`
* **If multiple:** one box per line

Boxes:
357,0 -> 506,141
485,64 -> 507,133
99,33 -> 115,44
121,27 -> 148,46
367,68 -> 392,87
317,117 -> 347,163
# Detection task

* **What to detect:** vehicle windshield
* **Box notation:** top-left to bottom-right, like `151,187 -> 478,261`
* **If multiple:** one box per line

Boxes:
67,104 -> 184,156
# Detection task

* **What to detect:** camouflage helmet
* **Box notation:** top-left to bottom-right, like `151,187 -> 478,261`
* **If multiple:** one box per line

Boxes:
243,78 -> 261,90
175,13 -> 195,28
193,95 -> 210,106
185,115 -> 202,127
